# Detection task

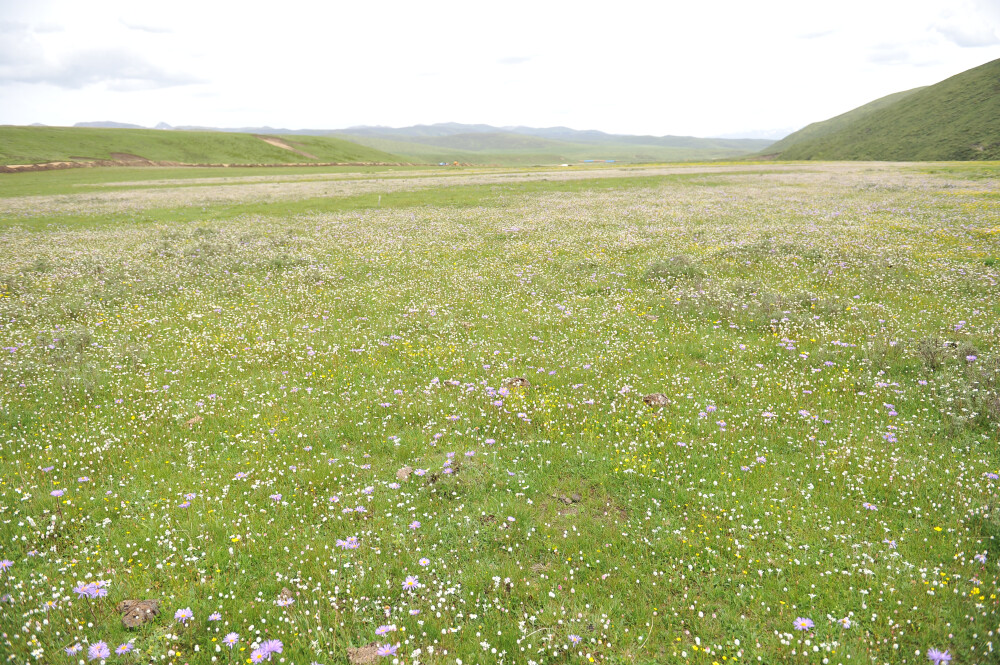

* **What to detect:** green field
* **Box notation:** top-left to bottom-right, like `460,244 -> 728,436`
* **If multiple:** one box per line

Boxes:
0,162 -> 998,664
0,126 -> 403,166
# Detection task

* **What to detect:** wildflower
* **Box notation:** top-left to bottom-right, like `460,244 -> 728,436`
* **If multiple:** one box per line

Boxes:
986,472 -> 999,480
418,557 -> 430,566
0,559 -> 13,572
179,501 -> 191,508
276,597 -> 294,607
375,624 -> 396,636
50,489 -> 64,497
409,609 -> 421,615
270,493 -> 282,502
250,649 -> 267,663
756,456 -> 767,464
927,648 -> 952,664
115,643 -> 133,654
376,643 -> 399,657
260,639 -> 283,656
223,633 -> 240,648
88,642 -> 111,660
65,644 -> 82,656
883,539 -> 897,549
402,575 -> 421,590
975,552 -> 987,563
862,502 -> 877,511
839,617 -> 851,629
409,520 -> 421,529
793,617 -> 814,631
208,612 -> 222,621
174,607 -> 193,623
569,634 -> 582,645
234,472 -> 248,480
966,355 -> 977,362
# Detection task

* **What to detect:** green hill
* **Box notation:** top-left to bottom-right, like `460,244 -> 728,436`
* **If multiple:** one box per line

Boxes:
0,126 -> 403,166
335,131 -> 772,165
767,58 -> 1000,160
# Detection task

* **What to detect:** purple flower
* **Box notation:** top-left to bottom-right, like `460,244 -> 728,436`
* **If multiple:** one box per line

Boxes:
65,644 -> 82,656
50,489 -> 64,497
88,642 -> 111,660
409,521 -> 421,530
793,617 -> 814,631
260,639 -> 283,656
569,634 -> 582,645
174,607 -> 193,623
250,649 -> 267,663
927,648 -> 952,664
974,552 -> 987,563
862,502 -> 877,511
418,557 -> 430,566
223,633 -> 240,648
376,643 -> 399,657
402,575 -> 421,590
0,560 -> 12,573
208,612 -> 222,621
115,643 -> 133,655
966,355 -> 977,363
375,624 -> 396,636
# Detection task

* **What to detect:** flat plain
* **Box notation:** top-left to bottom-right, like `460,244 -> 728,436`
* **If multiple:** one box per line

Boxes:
1,162 -> 998,664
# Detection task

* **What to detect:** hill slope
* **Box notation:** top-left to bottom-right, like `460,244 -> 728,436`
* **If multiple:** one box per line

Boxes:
768,58 -> 1000,160
0,126 -> 403,166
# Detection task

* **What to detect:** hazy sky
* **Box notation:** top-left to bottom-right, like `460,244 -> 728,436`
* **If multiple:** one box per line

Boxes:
1,0 -> 998,138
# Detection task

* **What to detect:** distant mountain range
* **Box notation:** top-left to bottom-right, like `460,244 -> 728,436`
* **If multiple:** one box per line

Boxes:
763,57 -> 1000,160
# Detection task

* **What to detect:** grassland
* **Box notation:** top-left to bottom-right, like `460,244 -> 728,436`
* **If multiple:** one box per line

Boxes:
0,162 -> 999,664
0,127 -> 403,166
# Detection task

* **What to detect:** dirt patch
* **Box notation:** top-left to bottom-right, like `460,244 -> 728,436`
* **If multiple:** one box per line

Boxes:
255,136 -> 320,160
347,643 -> 381,664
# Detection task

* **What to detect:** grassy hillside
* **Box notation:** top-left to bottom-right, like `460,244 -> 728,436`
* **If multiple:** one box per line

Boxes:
0,126 -> 403,166
763,87 -> 925,155
769,58 -> 1000,160
336,131 -> 771,164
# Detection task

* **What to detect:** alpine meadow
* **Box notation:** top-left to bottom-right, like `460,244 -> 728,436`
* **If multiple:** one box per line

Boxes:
0,159 -> 998,665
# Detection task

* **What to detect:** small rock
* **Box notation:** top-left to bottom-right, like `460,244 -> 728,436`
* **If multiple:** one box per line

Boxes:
643,393 -> 670,407
504,377 -> 531,389
184,416 -> 203,428
570,493 -> 582,503
347,643 -> 381,665
561,495 -> 572,505
396,466 -> 413,481
279,587 -> 294,602
117,599 -> 160,629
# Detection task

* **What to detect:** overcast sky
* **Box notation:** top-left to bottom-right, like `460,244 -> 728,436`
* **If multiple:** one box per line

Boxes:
1,0 -> 998,138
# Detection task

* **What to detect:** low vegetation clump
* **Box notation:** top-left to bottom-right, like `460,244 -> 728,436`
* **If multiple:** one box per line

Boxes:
0,162 -> 997,663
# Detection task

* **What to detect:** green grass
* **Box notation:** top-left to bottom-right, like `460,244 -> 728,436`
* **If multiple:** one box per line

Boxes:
0,162 -> 998,664
0,126 -> 404,166
768,58 -> 1000,160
